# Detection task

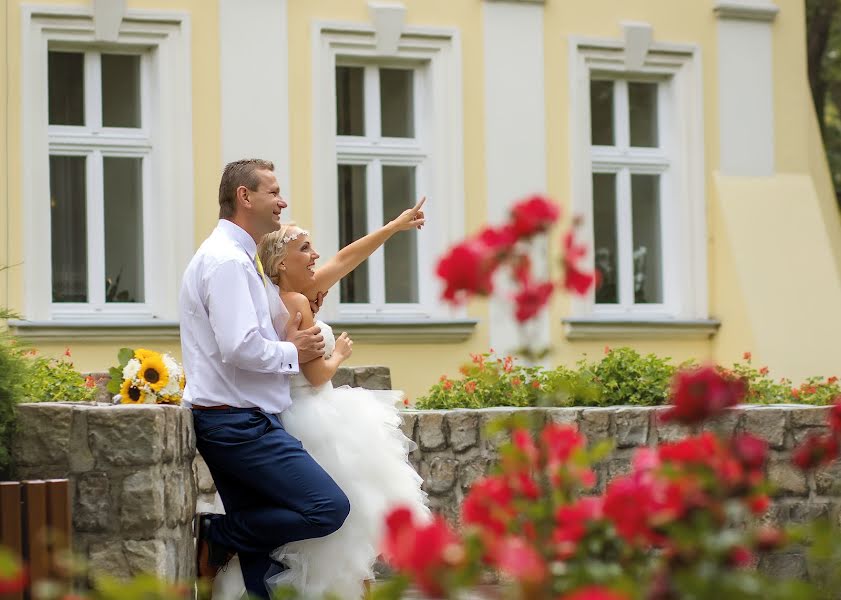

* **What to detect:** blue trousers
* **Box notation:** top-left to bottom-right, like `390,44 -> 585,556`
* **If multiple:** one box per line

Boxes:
192,408 -> 350,599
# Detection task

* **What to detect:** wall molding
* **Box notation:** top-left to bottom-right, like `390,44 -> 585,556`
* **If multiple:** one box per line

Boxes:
714,1 -> 779,22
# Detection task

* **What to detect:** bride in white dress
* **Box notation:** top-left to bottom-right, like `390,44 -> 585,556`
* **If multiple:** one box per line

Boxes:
211,199 -> 430,600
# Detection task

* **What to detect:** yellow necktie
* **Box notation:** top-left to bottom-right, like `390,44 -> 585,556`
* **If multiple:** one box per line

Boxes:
255,253 -> 266,280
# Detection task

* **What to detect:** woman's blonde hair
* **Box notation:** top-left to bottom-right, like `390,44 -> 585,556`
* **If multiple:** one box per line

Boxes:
258,223 -> 301,285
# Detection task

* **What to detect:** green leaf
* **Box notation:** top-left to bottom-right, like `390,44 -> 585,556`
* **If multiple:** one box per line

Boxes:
118,347 -> 135,367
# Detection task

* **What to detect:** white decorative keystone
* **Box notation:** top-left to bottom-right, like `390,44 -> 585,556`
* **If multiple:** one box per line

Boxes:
622,21 -> 653,70
368,2 -> 407,56
94,0 -> 127,42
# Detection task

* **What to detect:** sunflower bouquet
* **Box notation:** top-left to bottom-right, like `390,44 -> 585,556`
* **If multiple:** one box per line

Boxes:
106,348 -> 185,405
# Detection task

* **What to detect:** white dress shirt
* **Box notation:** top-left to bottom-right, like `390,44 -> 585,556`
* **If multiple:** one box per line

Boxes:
179,219 -> 299,412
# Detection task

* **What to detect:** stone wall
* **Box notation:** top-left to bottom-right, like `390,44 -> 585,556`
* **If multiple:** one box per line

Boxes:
11,403 -> 196,581
401,404 -> 840,577
12,383 -> 834,582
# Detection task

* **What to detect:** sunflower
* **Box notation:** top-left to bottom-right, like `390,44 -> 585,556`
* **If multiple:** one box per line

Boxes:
120,378 -> 146,404
134,348 -> 157,362
139,353 -> 169,392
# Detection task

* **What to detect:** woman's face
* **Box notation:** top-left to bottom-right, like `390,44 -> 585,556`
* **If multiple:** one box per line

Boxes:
280,230 -> 319,290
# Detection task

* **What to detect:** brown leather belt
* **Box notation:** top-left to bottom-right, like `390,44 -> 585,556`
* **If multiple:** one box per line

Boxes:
191,404 -> 235,410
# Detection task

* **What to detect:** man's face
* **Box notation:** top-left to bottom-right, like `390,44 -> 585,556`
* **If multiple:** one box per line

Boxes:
246,169 -> 286,236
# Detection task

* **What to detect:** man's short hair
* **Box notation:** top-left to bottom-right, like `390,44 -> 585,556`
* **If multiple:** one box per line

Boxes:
218,159 -> 275,219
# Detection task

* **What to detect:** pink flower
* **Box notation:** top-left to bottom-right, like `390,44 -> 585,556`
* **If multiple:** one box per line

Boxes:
492,536 -> 547,584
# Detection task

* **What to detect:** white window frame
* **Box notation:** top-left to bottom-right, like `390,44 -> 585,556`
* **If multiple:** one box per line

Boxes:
568,38 -> 707,322
21,6 -> 193,324
313,22 -> 465,323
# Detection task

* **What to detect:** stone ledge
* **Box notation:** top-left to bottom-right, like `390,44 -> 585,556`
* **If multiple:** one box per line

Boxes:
562,318 -> 721,340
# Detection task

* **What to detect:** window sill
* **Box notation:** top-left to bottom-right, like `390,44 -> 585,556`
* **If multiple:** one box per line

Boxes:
327,319 -> 478,343
562,318 -> 721,340
7,319 -> 181,343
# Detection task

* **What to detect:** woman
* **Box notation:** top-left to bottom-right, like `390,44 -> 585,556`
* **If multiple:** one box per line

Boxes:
213,199 -> 430,600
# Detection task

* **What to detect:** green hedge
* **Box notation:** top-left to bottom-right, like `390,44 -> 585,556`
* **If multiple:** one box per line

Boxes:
415,347 -> 841,410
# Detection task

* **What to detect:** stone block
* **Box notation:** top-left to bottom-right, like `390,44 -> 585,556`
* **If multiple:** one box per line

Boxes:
193,455 -> 216,494
742,407 -> 788,449
579,408 -> 614,445
614,407 -> 651,448
332,367 -> 355,388
791,426 -> 830,446
89,541 -> 130,579
702,408 -> 741,438
121,468 -> 165,533
418,412 -> 447,451
814,460 -> 841,495
12,403 -> 73,467
459,456 -> 491,492
164,468 -> 195,528
423,456 -> 459,495
768,459 -> 808,497
74,471 -> 113,533
69,406 -> 95,472
399,412 -> 418,444
789,406 -> 830,428
544,408 -> 581,427
180,407 -> 196,461
87,406 -> 166,466
758,552 -> 808,580
446,411 -> 480,453
161,408 -> 178,463
353,366 -> 391,390
124,539 -> 169,578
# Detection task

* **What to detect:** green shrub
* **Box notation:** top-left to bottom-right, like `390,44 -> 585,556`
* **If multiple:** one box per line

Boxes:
0,311 -> 30,479
20,350 -> 97,404
415,347 -> 841,410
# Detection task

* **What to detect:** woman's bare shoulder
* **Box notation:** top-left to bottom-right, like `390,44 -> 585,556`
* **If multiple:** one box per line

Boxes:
280,291 -> 313,317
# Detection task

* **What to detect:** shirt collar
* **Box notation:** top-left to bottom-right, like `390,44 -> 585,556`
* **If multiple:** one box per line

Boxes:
217,219 -> 258,261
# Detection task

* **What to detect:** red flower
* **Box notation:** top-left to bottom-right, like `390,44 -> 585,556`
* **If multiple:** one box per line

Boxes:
513,280 -> 554,323
662,365 -> 746,425
477,224 -> 518,256
0,563 -> 27,594
792,433 -> 840,470
759,366 -> 769,376
509,195 -> 560,239
560,586 -> 631,600
728,546 -> 754,568
436,238 -> 496,304
755,525 -> 785,551
465,381 -> 477,394
84,375 -> 96,388
562,230 -> 596,296
64,347 -> 72,357
553,497 -> 603,558
512,428 -> 539,464
743,351 -> 752,361
462,476 -> 516,537
747,494 -> 770,515
731,433 -> 769,472
492,536 -> 547,584
828,376 -> 839,385
382,507 -> 461,597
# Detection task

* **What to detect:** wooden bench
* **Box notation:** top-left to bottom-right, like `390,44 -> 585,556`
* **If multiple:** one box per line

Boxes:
0,480 -> 71,600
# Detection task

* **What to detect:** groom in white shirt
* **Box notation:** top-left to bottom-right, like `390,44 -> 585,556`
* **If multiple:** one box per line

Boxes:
179,159 -> 350,599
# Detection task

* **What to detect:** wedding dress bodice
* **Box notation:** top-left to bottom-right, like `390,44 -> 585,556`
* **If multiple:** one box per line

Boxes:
290,320 -> 335,389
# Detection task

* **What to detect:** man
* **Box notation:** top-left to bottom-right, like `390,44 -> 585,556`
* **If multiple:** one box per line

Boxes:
179,159 -> 350,599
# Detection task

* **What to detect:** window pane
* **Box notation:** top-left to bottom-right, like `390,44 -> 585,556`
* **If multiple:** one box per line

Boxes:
48,51 -> 84,126
336,67 -> 365,136
380,68 -> 414,138
631,174 -> 662,304
50,156 -> 87,302
382,166 -> 418,303
629,82 -> 659,148
104,157 -> 144,303
592,173 -> 618,304
338,165 -> 369,302
102,54 -> 141,128
590,80 -> 614,145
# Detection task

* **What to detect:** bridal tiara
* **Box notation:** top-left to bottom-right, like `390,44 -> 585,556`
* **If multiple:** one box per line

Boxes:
278,229 -> 310,248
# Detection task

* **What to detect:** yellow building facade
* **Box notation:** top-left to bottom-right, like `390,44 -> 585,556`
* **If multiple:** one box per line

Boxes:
1,0 -> 839,401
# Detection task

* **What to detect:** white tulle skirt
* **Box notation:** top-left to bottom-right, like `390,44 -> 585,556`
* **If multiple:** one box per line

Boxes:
210,384 -> 429,600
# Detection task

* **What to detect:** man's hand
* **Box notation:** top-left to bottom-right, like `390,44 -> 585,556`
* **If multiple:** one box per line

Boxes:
285,312 -> 325,363
309,290 -> 328,315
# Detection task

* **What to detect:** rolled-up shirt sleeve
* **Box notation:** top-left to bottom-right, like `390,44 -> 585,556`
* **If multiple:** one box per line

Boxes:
204,259 -> 299,374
